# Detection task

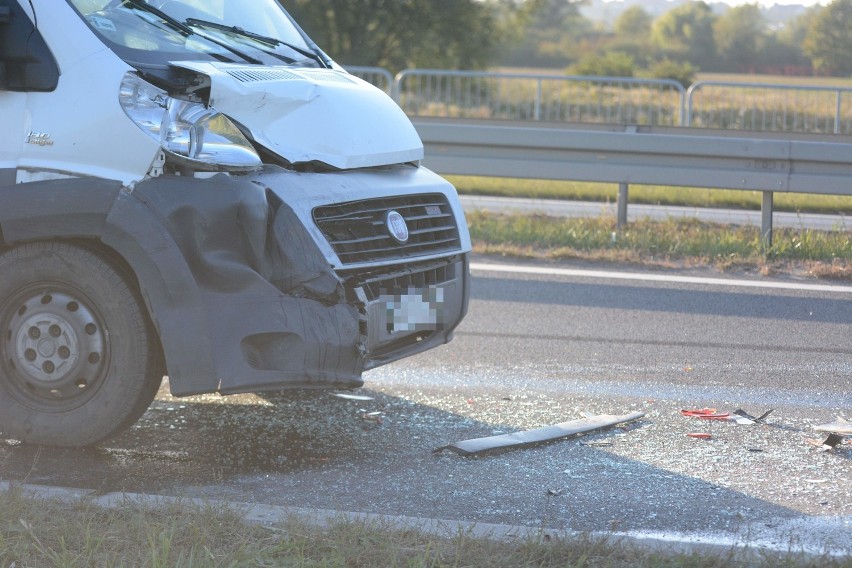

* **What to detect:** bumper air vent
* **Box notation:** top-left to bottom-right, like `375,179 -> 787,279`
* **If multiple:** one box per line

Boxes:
346,259 -> 460,303
225,68 -> 355,85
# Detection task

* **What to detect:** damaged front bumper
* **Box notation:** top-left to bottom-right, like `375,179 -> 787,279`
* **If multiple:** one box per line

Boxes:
114,165 -> 470,397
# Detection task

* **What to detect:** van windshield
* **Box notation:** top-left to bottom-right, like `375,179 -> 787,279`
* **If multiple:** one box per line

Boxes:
68,0 -> 322,68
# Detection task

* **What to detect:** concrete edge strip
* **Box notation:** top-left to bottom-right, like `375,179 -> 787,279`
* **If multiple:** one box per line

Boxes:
470,262 -> 852,294
0,480 -> 843,559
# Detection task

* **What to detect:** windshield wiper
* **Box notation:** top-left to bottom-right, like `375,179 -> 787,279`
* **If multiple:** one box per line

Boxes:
185,18 -> 325,67
120,0 -> 192,33
120,0 -> 262,64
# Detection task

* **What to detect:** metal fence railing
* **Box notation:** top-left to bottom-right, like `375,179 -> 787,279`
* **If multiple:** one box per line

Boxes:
392,69 -> 686,126
345,66 -> 394,94
686,81 -> 852,135
345,67 -> 852,135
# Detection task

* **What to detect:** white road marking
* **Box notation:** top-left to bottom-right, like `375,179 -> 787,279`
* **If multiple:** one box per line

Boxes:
470,262 -> 852,294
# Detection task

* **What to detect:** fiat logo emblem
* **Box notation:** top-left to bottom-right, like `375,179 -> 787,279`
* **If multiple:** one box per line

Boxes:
386,210 -> 409,244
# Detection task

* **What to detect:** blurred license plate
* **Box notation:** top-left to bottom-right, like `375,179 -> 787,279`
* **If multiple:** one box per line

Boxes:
385,287 -> 444,334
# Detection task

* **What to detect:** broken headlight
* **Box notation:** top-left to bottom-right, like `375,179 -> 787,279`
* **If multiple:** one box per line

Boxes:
119,72 -> 261,170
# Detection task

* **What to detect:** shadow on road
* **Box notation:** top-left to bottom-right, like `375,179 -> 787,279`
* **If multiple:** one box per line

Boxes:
2,379 -> 847,538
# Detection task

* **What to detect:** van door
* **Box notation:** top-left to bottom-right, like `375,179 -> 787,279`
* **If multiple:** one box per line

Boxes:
0,0 -> 31,187
0,91 -> 25,187
0,0 -> 60,187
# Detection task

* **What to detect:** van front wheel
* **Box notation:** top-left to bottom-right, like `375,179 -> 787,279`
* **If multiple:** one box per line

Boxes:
0,243 -> 162,447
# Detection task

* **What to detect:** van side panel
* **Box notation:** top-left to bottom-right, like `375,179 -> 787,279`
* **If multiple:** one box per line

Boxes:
19,1 -> 161,184
0,93 -> 26,168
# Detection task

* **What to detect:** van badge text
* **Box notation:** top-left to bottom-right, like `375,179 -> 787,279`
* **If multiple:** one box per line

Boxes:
26,132 -> 54,146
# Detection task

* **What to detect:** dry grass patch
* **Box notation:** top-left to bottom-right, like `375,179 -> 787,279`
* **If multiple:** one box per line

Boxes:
469,212 -> 852,280
1,487 -> 849,568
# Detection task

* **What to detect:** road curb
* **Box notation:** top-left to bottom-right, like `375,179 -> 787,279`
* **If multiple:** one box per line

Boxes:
2,480 -> 844,560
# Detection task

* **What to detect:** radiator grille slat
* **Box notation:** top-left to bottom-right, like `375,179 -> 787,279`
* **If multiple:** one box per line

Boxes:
314,194 -> 461,265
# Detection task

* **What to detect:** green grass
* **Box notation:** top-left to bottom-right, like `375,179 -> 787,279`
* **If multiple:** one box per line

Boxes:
2,487 -> 849,567
449,175 -> 852,216
467,212 -> 852,279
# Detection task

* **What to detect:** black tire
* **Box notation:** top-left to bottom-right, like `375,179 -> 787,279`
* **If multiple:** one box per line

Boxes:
0,242 -> 163,447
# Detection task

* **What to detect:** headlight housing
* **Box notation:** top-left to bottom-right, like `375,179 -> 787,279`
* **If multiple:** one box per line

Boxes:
119,72 -> 261,170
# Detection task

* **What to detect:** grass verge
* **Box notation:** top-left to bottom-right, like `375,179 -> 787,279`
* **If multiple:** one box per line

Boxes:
467,212 -> 852,280
1,486 -> 849,568
449,175 -> 852,216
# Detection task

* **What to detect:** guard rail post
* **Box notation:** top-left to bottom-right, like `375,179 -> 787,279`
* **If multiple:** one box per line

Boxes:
534,78 -> 542,121
836,91 -> 842,135
617,183 -> 629,229
762,192 -> 774,249
616,125 -> 640,229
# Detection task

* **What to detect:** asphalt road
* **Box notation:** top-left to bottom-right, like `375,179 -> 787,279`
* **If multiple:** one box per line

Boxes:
2,257 -> 851,553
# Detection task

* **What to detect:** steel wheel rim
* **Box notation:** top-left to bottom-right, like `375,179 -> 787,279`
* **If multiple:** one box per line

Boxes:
2,285 -> 110,412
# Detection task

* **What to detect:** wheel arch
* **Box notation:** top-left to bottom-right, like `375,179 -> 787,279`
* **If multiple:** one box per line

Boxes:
0,178 -> 221,396
0,178 -> 120,246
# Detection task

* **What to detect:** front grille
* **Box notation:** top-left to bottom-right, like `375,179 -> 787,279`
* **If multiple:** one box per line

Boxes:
313,194 -> 461,265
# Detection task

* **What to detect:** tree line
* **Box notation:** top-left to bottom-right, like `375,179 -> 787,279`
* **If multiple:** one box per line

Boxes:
283,0 -> 852,82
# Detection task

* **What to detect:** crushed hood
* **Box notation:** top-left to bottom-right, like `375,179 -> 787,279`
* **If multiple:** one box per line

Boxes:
171,62 -> 423,170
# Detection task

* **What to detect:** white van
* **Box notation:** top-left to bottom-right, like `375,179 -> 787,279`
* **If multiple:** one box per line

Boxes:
0,0 -> 470,446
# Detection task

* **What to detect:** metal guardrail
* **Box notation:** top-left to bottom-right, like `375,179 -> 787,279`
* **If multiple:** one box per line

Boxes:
413,119 -> 852,244
345,66 -> 394,94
